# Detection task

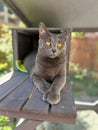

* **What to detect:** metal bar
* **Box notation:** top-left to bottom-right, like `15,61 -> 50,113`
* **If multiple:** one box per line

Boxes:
11,27 -> 98,32
75,100 -> 98,113
73,28 -> 98,32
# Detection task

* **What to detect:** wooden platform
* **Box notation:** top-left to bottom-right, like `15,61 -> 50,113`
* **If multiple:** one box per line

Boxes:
0,71 -> 76,124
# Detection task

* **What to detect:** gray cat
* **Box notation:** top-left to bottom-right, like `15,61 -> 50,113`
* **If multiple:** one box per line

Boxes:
24,23 -> 71,105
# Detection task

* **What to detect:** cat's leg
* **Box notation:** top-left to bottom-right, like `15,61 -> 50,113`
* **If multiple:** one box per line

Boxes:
32,74 -> 51,94
43,75 -> 66,104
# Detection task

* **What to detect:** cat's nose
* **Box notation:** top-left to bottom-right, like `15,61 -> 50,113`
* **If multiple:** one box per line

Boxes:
52,49 -> 56,53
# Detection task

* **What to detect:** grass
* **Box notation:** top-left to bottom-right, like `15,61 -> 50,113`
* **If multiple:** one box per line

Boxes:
69,73 -> 98,102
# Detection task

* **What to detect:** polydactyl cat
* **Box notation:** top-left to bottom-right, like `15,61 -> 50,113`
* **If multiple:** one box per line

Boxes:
24,23 -> 71,105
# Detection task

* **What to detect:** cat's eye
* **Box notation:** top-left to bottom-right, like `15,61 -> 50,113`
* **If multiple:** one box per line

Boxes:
57,43 -> 62,47
46,41 -> 51,46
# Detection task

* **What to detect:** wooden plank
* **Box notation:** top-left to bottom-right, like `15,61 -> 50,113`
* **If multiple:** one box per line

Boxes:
15,120 -> 42,130
50,78 -> 76,120
0,107 -> 75,124
0,77 -> 35,112
0,72 -> 28,101
23,88 -> 49,115
0,71 -> 20,85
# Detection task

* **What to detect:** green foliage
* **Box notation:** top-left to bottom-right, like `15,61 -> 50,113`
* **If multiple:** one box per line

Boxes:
0,23 -> 13,76
0,22 -> 26,129
18,21 -> 26,28
70,73 -> 98,98
0,116 -> 9,126
69,62 -> 98,100
0,126 -> 12,130
71,32 -> 84,38
0,63 -> 8,70
0,116 -> 12,130
69,62 -> 87,80
0,24 -> 15,129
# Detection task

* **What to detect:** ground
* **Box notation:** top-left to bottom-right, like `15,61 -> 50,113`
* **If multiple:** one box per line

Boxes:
37,110 -> 98,130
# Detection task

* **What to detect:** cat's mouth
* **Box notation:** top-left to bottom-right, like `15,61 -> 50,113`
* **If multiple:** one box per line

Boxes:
49,54 -> 58,58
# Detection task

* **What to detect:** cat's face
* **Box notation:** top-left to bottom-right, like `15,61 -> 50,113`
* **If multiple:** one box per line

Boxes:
38,23 -> 68,58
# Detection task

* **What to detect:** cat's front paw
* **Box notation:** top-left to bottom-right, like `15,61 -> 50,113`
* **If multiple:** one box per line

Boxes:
34,82 -> 50,93
41,82 -> 50,93
43,91 -> 49,101
47,92 -> 61,105
43,91 -> 61,105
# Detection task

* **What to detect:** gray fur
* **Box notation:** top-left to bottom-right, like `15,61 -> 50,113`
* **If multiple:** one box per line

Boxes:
24,23 -> 70,105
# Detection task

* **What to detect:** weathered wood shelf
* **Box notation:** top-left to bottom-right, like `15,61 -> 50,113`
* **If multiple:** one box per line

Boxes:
0,71 -> 76,124
0,28 -> 76,129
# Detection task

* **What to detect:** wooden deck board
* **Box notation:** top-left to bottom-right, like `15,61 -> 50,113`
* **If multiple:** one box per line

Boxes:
0,107 -> 76,124
0,72 -> 76,124
0,77 -> 34,112
23,88 -> 49,115
50,79 -> 76,118
0,71 -> 21,85
0,72 -> 28,101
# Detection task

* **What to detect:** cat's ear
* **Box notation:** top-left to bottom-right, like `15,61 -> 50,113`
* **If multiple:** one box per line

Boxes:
59,28 -> 72,41
39,22 -> 48,38
60,28 -> 73,37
